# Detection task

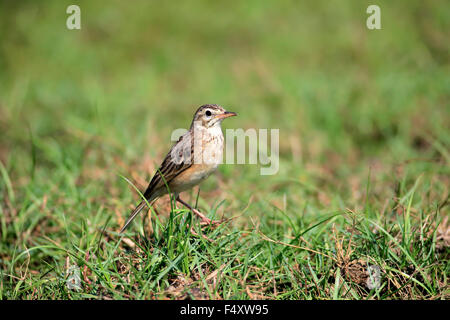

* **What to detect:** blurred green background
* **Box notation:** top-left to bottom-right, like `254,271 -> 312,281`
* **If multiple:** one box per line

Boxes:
0,0 -> 448,299
1,0 -> 448,205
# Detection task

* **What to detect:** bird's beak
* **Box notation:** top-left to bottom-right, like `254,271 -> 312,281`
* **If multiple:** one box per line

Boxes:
216,111 -> 237,119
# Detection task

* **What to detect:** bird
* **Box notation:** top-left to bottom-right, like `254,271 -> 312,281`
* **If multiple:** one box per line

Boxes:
120,104 -> 237,233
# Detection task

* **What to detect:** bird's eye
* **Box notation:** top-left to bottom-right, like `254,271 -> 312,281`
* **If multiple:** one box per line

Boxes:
205,110 -> 212,117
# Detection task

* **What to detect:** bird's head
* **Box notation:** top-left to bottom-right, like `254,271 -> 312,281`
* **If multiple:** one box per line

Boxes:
191,104 -> 237,128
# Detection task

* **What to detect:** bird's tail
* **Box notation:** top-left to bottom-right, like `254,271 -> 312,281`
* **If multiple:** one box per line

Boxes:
120,200 -> 150,233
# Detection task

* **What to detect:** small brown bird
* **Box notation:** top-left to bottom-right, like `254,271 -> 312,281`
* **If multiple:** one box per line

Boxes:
120,104 -> 237,233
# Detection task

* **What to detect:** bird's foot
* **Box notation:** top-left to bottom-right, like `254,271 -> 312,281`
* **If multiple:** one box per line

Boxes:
175,196 -> 224,228
191,208 -> 222,227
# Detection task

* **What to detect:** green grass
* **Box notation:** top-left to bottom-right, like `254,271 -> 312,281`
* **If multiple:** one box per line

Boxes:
0,0 -> 449,299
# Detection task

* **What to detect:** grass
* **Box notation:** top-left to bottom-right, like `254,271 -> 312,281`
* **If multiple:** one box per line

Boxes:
0,1 -> 449,299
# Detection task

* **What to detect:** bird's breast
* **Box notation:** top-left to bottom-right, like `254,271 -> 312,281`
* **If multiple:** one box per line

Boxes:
193,126 -> 224,167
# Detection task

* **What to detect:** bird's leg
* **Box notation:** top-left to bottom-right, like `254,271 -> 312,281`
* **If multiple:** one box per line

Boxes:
176,196 -> 221,226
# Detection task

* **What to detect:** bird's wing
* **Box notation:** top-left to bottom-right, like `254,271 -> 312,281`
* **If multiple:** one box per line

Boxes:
120,131 -> 195,233
143,131 -> 194,199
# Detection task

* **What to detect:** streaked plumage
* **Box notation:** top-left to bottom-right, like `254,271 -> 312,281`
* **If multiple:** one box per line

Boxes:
120,104 -> 236,233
